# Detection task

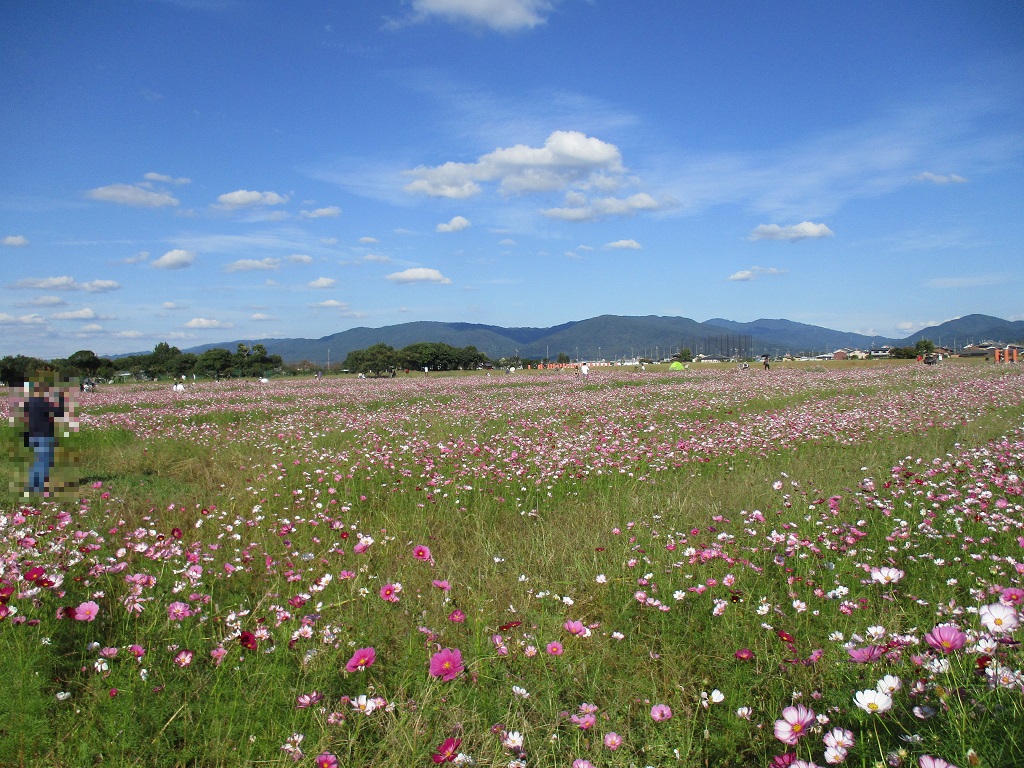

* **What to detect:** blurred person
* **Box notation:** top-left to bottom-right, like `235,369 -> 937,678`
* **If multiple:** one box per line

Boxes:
10,379 -> 79,497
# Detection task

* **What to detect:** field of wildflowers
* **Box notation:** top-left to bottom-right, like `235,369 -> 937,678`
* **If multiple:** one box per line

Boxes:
3,362 -> 1024,768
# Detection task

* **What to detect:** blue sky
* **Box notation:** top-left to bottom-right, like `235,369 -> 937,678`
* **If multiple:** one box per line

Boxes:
2,0 -> 1022,358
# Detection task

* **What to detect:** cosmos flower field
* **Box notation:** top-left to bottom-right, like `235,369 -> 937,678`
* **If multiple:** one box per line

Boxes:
3,362 -> 1024,768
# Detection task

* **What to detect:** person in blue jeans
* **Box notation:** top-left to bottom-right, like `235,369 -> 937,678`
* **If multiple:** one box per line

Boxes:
23,382 -> 67,496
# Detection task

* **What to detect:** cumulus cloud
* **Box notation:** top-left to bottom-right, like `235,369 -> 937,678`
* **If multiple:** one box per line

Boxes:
0,312 -> 45,325
308,277 -> 336,289
749,221 -> 834,241
113,330 -> 144,338
363,253 -> 392,263
87,183 -> 180,207
437,215 -> 471,232
605,239 -> 641,250
385,267 -> 452,285
7,276 -> 121,292
52,308 -> 98,320
300,206 -> 341,218
122,251 -> 150,264
405,130 -> 624,199
144,172 -> 191,185
399,0 -> 554,32
216,189 -> 289,208
287,254 -> 313,263
225,257 -> 281,272
915,172 -> 968,184
251,313 -> 273,320
727,266 -> 786,281
25,296 -> 65,306
543,192 -> 663,222
359,236 -> 379,244
312,299 -> 346,308
3,235 -> 29,246
185,317 -> 234,329
162,302 -> 180,309
152,249 -> 195,269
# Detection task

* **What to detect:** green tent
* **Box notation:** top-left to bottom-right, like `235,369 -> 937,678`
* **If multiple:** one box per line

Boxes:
668,361 -> 685,371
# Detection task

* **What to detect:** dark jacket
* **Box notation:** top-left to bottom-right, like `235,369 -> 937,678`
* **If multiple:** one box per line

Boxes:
26,394 -> 65,441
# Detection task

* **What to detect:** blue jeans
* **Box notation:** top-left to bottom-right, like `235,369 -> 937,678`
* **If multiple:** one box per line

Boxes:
28,436 -> 56,494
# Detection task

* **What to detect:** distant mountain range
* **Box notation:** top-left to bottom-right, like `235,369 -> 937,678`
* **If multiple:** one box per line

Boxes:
166,313 -> 1024,365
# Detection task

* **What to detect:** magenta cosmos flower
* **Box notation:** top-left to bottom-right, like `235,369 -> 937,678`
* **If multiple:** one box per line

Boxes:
346,647 -> 376,672
924,624 -> 967,654
546,641 -> 563,656
603,732 -> 623,750
431,737 -> 461,764
429,647 -> 464,681
314,753 -> 339,768
919,757 -> 958,768
650,703 -> 673,721
413,544 -> 432,562
74,600 -> 100,621
773,704 -> 816,745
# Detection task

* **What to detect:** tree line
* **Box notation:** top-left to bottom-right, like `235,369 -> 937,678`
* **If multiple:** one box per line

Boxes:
0,342 -> 283,385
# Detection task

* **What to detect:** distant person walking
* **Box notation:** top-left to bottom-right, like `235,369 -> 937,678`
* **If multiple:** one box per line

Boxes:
762,354 -> 770,371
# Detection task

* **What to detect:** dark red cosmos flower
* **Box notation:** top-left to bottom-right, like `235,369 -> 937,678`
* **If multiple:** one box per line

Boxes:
171,528 -> 183,539
777,630 -> 796,644
499,621 -> 522,632
239,631 -> 258,650
432,737 -> 462,763
24,566 -> 46,583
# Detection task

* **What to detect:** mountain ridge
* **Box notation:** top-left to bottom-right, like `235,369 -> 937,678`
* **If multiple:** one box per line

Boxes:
133,313 -> 1024,365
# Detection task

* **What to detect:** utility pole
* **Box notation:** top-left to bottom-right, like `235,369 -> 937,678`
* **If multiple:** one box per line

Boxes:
327,349 -> 330,371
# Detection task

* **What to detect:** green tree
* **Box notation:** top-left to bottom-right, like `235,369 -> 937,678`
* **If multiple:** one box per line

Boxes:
556,352 -> 571,364
0,355 -> 51,386
194,348 -> 234,377
674,348 -> 693,363
915,339 -> 935,355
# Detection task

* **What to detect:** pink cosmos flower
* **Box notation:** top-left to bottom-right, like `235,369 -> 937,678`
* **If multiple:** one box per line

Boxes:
603,732 -> 623,750
447,609 -> 465,624
413,544 -> 432,562
379,583 -> 401,603
563,619 -> 588,637
432,579 -> 451,591
546,641 -> 563,656
74,600 -> 100,621
210,646 -> 227,666
571,713 -> 596,730
847,645 -> 885,663
924,624 -> 967,654
296,691 -> 323,709
346,647 -> 376,672
174,649 -> 194,668
167,601 -> 193,620
773,704 -> 816,745
314,754 -> 339,768
431,737 -> 461,764
129,644 -> 146,660
919,757 -> 958,768
979,602 -> 1019,634
650,703 -> 673,721
734,648 -> 754,661
999,587 -> 1024,607
429,647 -> 464,681
572,761 -> 596,768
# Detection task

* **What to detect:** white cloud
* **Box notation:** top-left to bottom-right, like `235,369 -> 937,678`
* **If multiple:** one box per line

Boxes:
287,253 -> 313,263
915,172 -> 968,184
543,192 -> 663,222
162,302 -> 181,309
436,215 -> 471,233
251,313 -> 273,320
152,249 -> 195,269
312,299 -> 346,308
0,312 -> 45,325
308,277 -> 336,289
185,317 -> 234,329
87,183 -> 179,207
225,257 -> 281,272
727,266 -> 786,281
405,131 -> 624,199
216,189 -> 289,208
7,276 -> 121,292
80,323 -> 103,332
52,308 -> 98,320
749,222 -> 834,241
605,239 -> 641,250
300,206 -> 341,218
359,236 -> 379,244
113,330 -> 143,338
402,0 -> 554,31
3,235 -> 29,246
499,238 -> 516,246
122,251 -> 150,264
385,267 -> 452,285
363,254 -> 392,263
924,273 -> 1003,289
144,172 -> 191,184
26,296 -> 65,306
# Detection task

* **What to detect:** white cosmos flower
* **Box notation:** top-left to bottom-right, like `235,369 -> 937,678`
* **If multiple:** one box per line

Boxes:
853,689 -> 893,714
979,603 -> 1019,634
